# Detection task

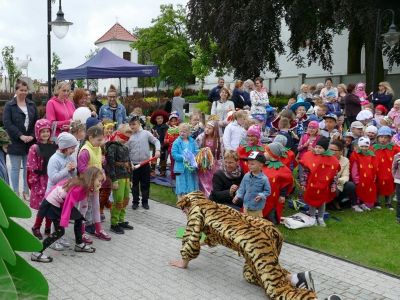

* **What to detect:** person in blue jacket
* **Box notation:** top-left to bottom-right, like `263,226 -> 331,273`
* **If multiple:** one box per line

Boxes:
371,81 -> 394,111
208,78 -> 225,103
172,123 -> 199,200
99,84 -> 127,127
0,127 -> 11,184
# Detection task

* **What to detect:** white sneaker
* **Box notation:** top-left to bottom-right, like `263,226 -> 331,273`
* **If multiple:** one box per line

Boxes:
49,241 -> 65,251
360,204 -> 371,211
318,218 -> 326,227
58,237 -> 70,247
352,205 -> 363,212
374,205 -> 382,209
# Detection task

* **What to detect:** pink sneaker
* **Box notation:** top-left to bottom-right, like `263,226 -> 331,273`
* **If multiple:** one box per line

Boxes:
82,234 -> 93,245
95,230 -> 111,241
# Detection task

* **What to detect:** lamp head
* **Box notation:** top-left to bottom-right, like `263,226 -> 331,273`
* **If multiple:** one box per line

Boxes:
382,23 -> 400,47
50,7 -> 73,39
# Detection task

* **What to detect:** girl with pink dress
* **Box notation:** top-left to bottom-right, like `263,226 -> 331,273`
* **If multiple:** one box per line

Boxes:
195,121 -> 223,198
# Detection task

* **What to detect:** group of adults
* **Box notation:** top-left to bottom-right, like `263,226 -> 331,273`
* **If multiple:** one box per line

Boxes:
1,80 -> 125,198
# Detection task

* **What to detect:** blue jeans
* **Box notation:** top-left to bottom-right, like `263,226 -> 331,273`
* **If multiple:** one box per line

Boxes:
9,154 -> 28,194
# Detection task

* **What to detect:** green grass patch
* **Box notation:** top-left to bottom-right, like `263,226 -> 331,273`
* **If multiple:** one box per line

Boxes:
149,183 -> 400,276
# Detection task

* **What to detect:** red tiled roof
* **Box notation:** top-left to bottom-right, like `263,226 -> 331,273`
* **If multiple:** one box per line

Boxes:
95,23 -> 137,45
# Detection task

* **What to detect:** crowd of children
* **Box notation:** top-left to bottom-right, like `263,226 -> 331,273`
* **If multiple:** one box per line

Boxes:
0,80 -> 399,263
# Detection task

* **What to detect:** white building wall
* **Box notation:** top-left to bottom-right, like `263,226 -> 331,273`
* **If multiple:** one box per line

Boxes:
96,40 -> 138,96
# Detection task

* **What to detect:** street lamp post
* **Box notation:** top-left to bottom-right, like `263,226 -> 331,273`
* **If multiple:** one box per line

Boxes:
47,0 -> 73,99
372,9 -> 400,94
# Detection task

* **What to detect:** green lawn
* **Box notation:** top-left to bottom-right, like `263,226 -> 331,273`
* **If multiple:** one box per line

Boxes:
149,183 -> 400,276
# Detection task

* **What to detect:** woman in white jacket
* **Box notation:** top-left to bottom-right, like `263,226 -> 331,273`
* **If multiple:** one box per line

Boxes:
211,87 -> 235,122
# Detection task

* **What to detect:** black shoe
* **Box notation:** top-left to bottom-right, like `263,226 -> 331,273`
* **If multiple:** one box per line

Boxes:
295,271 -> 315,292
110,224 -> 124,234
132,203 -> 139,210
118,222 -> 134,230
85,224 -> 96,235
142,203 -> 149,210
325,295 -> 342,300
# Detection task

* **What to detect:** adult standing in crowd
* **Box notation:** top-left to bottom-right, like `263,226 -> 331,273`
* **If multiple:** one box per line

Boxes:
208,77 -> 225,102
89,90 -> 103,113
3,80 -> 38,199
171,87 -> 186,122
242,79 -> 253,107
231,80 -> 247,109
296,84 -> 312,103
372,81 -> 394,111
344,83 -> 361,128
337,83 -> 347,110
320,78 -> 338,102
46,81 -> 76,138
99,84 -> 127,127
250,77 -> 269,121
209,151 -> 244,210
73,89 -> 98,117
211,87 -> 235,122
328,140 -> 357,211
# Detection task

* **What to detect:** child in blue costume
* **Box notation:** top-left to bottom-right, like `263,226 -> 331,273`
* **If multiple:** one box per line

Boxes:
172,123 -> 199,201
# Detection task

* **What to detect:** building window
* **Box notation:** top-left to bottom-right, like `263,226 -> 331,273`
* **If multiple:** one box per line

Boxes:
123,52 -> 131,61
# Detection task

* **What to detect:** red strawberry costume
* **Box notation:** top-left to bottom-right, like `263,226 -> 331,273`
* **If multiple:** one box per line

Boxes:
237,124 -> 263,174
279,148 -> 298,171
299,151 -> 340,207
350,149 -> 377,205
373,143 -> 400,196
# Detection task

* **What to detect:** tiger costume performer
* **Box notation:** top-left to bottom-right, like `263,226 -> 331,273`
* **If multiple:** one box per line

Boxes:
176,191 -> 317,300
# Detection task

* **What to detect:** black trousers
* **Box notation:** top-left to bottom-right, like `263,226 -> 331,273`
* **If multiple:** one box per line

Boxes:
335,181 -> 357,206
131,164 -> 150,205
41,218 -> 83,252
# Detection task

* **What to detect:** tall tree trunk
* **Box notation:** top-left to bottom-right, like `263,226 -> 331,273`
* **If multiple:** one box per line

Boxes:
347,27 -> 363,74
364,31 -> 384,93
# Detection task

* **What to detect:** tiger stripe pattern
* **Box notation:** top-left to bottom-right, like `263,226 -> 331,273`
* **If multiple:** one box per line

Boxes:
177,191 -> 317,300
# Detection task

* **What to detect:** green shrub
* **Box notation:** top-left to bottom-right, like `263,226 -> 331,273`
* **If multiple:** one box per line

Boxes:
186,94 -> 208,103
196,101 -> 211,114
269,96 -> 291,110
144,97 -> 158,103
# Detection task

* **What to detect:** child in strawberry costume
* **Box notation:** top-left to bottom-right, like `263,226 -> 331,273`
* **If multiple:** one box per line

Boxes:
273,135 -> 298,171
164,112 -> 180,180
262,142 -> 294,224
350,137 -> 378,211
373,126 -> 400,210
299,137 -> 340,227
237,125 -> 264,174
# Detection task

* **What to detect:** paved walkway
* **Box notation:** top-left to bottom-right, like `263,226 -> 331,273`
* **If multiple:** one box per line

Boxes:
17,199 -> 400,300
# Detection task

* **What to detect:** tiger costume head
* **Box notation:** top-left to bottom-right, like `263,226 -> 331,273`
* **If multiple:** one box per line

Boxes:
176,191 -> 206,210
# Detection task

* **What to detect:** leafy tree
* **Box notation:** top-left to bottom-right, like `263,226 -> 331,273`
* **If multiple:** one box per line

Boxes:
131,4 -> 194,87
50,52 -> 61,78
85,49 -> 99,91
76,79 -> 84,88
0,179 -> 49,299
1,46 -> 22,92
187,0 -> 400,90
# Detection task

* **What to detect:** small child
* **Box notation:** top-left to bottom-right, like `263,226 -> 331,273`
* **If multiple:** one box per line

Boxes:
190,112 -> 204,139
150,110 -> 169,177
172,123 -> 199,201
391,152 -> 400,224
105,124 -> 134,234
233,151 -> 271,218
28,119 -> 58,240
299,137 -> 340,226
284,97 -> 296,110
326,96 -> 341,115
31,167 -> 103,263
373,126 -> 400,210
343,132 -> 355,158
290,102 -> 311,147
355,82 -> 368,104
69,120 -> 86,149
276,117 -> 297,151
195,121 -> 222,197
297,121 -> 321,160
374,105 -> 387,127
356,110 -> 375,127
237,125 -> 264,174
262,143 -> 293,224
0,128 -> 10,183
102,119 -> 115,142
273,135 -> 298,171
365,125 -> 378,145
223,110 -> 247,151
127,115 -> 161,210
164,112 -> 180,179
320,114 -> 341,140
388,99 -> 400,128
78,126 -> 111,241
350,137 -> 377,211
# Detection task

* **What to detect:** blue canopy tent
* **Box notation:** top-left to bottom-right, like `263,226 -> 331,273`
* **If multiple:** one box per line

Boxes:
56,47 -> 158,88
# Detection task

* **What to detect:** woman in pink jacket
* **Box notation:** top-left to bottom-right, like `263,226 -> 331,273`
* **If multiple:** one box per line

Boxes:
46,81 -> 76,138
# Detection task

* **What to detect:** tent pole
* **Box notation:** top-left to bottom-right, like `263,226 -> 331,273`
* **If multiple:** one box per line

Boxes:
119,78 -> 122,96
86,78 -> 89,89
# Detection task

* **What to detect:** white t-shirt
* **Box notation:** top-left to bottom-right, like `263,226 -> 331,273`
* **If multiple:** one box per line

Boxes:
19,105 -> 29,130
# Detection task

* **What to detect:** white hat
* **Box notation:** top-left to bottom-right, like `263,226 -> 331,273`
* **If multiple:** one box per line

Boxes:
365,125 -> 378,134
57,132 -> 78,150
358,136 -> 370,147
356,110 -> 373,121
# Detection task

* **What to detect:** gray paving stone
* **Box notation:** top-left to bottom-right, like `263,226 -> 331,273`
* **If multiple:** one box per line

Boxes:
15,198 -> 399,300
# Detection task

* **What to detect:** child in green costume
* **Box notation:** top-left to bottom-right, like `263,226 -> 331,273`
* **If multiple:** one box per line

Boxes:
105,124 -> 134,234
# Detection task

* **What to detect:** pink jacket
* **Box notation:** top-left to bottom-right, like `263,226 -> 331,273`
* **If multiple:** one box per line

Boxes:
45,180 -> 88,227
388,109 -> 400,127
45,96 -> 75,137
297,134 -> 320,159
